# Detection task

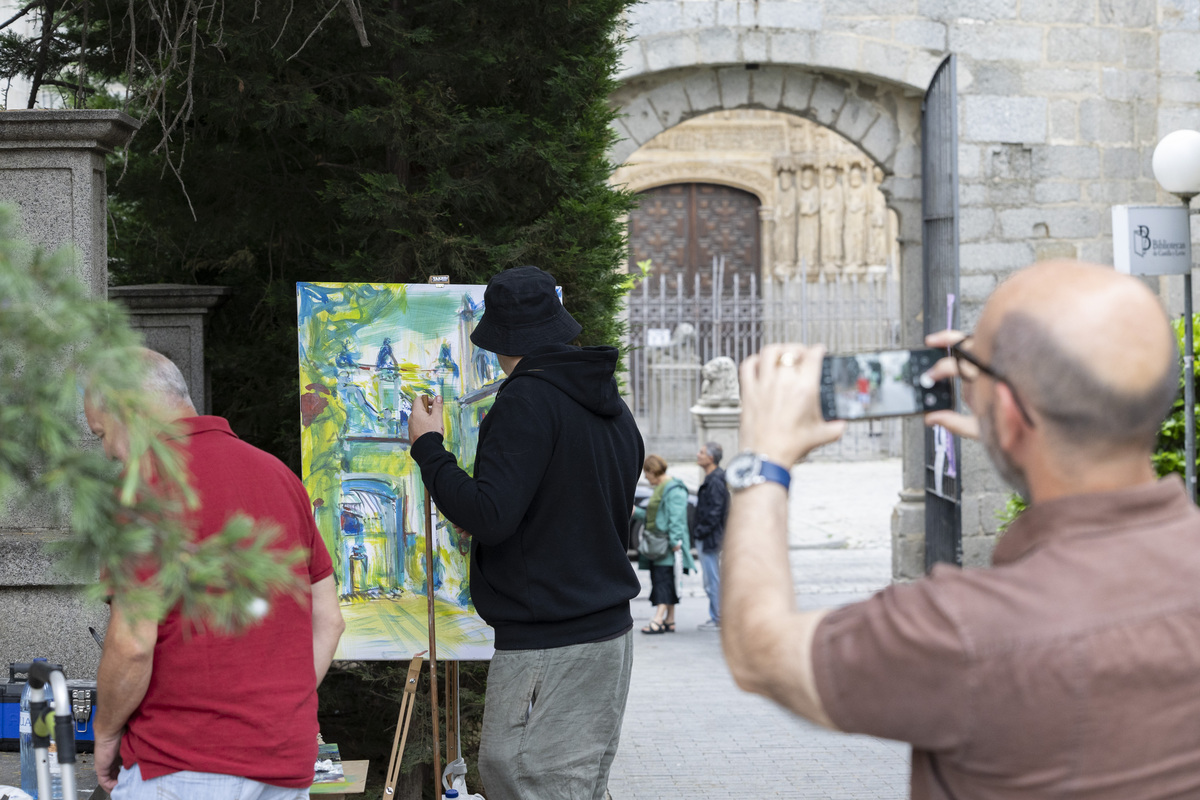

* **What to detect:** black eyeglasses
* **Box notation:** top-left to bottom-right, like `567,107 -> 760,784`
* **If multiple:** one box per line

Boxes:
950,336 -> 1036,428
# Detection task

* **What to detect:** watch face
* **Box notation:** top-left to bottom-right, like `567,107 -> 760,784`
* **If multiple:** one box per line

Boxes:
725,453 -> 761,491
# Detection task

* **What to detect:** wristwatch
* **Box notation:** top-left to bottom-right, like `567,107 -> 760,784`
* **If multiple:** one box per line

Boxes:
725,452 -> 791,492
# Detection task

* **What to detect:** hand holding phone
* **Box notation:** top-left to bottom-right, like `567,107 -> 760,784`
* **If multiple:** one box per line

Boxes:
819,348 -> 954,421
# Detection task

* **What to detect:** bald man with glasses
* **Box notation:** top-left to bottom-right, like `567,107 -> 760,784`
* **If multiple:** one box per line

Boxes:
721,260 -> 1200,799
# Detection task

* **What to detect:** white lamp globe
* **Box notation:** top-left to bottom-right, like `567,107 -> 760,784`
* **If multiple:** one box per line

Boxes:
1153,130 -> 1200,198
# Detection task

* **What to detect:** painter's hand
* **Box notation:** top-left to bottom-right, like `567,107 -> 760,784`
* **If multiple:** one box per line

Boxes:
921,329 -> 980,440
94,731 -> 122,793
408,396 -> 445,442
739,344 -> 846,467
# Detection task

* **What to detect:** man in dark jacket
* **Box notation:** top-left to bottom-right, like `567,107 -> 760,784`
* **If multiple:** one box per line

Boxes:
694,442 -> 729,631
408,266 -> 644,800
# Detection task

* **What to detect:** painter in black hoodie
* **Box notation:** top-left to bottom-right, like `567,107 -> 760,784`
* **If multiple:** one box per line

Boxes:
408,266 -> 644,800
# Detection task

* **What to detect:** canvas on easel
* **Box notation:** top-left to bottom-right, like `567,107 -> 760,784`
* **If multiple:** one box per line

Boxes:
297,282 -> 498,661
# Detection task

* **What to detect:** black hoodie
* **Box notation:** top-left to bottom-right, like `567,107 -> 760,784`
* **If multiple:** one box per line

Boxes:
411,343 -> 644,650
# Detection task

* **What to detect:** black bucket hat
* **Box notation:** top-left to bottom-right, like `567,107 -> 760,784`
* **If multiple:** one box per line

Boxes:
470,266 -> 582,356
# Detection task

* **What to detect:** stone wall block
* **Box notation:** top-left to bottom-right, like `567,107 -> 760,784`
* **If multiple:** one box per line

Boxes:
698,27 -> 740,64
620,94 -> 666,144
1101,146 -> 1143,180
716,0 -> 740,26
959,183 -> 990,205
1047,27 -> 1123,63
643,81 -> 692,129
892,143 -> 921,179
615,39 -> 648,81
644,33 -> 699,73
1049,98 -> 1078,142
828,0 -> 915,14
681,69 -> 723,113
962,533 -> 999,568
1079,99 -> 1135,144
679,0 -> 718,28
608,122 -> 638,165
906,50 -> 949,92
1158,107 -> 1200,141
920,0 -> 1018,21
779,70 -> 816,113
957,144 -> 983,180
959,206 -> 996,241
627,1 -> 683,37
999,205 -> 1102,239
987,143 -> 1033,181
834,93 -> 881,143
1022,67 -> 1099,95
743,30 -> 769,62
1021,0 -> 1095,23
962,438 -> 1009,492
861,42 -> 913,87
991,182 -> 1033,205
1033,180 -> 1082,203
960,241 -> 1036,272
1099,0 -> 1155,28
812,33 -> 862,74
895,19 -> 947,50
826,17 -> 893,39
769,31 -> 814,64
967,63 -> 1022,95
1101,68 -> 1157,102
860,114 -> 901,167
1160,75 -> 1200,104
809,78 -> 849,126
1032,144 -> 1101,180
717,66 -> 752,108
757,0 -> 823,30
750,66 -> 786,108
963,95 -> 1048,144
950,23 -> 1043,62
960,273 -> 998,303
1120,30 -> 1156,70
1161,0 -> 1200,30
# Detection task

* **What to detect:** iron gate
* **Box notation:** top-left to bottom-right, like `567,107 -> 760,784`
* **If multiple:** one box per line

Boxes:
626,258 -> 901,462
922,54 -> 963,570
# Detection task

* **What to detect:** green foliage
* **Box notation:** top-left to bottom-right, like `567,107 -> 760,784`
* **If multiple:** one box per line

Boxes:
999,313 -> 1200,530
85,0 -> 637,470
0,204 -> 301,627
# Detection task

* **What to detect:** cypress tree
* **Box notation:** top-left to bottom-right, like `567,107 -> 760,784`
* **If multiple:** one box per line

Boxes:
95,0 -> 636,469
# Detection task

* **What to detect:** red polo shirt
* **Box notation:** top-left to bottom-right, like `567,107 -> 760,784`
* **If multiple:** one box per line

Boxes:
119,416 -> 333,787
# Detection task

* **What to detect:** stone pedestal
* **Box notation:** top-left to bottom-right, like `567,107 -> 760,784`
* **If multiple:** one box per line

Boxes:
0,110 -> 139,679
109,284 -> 232,414
0,110 -> 139,296
690,405 -> 740,462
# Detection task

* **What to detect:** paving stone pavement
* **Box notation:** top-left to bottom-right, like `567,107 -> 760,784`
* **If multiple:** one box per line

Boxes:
609,458 -> 910,799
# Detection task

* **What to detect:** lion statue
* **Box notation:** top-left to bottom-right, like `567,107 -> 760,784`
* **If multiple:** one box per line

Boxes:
696,356 -> 740,408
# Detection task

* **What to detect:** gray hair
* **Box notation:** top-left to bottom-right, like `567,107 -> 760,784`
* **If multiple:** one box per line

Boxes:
704,441 -> 723,464
142,351 -> 196,411
992,312 -> 1178,452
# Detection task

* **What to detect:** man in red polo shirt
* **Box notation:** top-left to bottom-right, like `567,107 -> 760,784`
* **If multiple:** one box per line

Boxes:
87,349 -> 344,799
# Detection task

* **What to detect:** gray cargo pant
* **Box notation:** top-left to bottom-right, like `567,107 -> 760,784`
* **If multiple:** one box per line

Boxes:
479,630 -> 634,800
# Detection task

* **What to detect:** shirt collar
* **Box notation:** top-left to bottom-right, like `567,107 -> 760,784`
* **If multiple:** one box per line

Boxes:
992,474 -> 1193,566
175,415 -> 239,440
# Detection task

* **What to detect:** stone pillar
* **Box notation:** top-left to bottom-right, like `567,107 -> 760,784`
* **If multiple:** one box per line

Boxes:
0,110 -> 139,678
690,406 -> 740,462
0,110 -> 139,296
109,285 -> 232,415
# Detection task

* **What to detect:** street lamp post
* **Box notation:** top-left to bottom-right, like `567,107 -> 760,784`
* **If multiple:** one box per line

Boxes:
1151,130 -> 1200,502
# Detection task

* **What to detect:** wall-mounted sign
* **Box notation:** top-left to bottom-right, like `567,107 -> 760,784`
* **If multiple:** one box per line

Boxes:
1112,205 -> 1192,276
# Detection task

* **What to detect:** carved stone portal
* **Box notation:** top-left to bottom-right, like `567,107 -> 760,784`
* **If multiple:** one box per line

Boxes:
612,109 -> 900,280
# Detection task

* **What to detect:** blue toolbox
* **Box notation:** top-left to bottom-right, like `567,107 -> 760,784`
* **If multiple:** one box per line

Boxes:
1,663 -> 96,753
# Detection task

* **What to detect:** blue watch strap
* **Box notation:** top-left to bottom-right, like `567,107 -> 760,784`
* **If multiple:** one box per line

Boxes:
758,459 -> 791,491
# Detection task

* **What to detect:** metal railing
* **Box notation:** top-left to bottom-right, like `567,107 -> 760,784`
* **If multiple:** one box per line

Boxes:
626,258 -> 902,461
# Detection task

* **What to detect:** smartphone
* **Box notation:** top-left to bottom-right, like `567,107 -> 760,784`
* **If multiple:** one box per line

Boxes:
820,348 -> 953,421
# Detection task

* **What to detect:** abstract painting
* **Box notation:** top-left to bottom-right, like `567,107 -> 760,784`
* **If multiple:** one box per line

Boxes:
297,282 -> 499,660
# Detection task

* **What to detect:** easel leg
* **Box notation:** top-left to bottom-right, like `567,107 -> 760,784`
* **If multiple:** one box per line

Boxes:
425,492 -> 442,800
383,655 -> 425,799
445,661 -> 460,766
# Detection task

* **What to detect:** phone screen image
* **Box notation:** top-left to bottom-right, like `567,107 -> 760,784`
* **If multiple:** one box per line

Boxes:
827,351 -> 924,419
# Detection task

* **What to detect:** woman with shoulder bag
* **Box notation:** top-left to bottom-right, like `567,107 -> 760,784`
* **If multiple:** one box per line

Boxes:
633,454 -> 695,634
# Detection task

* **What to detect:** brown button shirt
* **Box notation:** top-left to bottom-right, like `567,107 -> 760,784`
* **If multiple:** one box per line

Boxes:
813,476 -> 1200,799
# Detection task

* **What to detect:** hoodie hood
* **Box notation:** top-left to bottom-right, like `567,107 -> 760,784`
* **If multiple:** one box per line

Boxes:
500,343 -> 624,417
